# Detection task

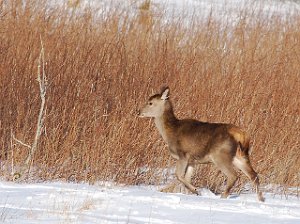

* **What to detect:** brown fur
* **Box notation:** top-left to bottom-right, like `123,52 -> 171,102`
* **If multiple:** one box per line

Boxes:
138,87 -> 264,202
228,125 -> 250,156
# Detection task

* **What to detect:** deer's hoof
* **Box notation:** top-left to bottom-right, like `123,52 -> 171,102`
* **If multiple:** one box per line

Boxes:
221,192 -> 229,199
160,183 -> 176,193
258,193 -> 265,202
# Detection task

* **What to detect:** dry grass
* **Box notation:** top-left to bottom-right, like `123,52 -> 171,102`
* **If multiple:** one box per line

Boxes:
0,0 -> 299,191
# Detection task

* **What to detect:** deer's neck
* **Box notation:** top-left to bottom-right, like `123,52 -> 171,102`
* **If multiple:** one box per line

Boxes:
154,103 -> 178,143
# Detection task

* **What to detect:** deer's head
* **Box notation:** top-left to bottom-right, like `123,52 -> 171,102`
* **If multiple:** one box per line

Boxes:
138,87 -> 170,118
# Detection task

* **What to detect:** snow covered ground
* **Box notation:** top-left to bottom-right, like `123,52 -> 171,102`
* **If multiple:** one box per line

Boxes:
0,181 -> 299,224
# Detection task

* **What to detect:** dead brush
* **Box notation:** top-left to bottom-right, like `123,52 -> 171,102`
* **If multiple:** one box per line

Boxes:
0,0 -> 299,193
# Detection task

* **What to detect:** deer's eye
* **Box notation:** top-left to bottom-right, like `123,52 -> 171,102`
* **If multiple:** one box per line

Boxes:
149,102 -> 153,106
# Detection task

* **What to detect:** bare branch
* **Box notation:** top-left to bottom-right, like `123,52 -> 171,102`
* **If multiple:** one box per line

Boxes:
25,38 -> 47,165
12,134 -> 31,149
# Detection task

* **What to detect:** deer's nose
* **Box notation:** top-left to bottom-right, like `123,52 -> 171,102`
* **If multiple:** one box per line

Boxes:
137,109 -> 145,117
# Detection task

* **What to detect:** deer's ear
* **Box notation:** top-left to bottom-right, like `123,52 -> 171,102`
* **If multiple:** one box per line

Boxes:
161,87 -> 170,100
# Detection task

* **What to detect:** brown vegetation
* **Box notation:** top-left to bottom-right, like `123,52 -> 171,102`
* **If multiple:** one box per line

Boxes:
0,0 -> 299,192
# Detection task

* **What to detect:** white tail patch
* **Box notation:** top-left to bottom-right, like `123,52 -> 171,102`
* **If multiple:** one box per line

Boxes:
233,156 -> 246,171
233,156 -> 253,180
233,147 -> 248,172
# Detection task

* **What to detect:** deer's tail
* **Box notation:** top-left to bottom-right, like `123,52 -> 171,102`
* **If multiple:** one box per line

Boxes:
228,125 -> 250,157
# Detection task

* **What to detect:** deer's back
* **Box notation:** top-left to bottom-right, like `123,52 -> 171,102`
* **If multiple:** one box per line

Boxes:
175,119 -> 235,159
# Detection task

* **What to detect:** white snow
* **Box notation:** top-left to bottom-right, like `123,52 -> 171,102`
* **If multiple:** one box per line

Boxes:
0,181 -> 299,224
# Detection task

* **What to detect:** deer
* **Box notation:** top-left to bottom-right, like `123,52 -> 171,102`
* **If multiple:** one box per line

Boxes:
138,87 -> 264,202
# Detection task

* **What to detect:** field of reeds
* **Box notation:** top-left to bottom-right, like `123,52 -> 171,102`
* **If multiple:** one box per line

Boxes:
0,0 -> 299,192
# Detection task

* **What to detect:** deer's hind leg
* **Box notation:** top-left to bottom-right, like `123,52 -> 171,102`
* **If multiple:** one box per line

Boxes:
233,153 -> 265,202
211,152 -> 238,199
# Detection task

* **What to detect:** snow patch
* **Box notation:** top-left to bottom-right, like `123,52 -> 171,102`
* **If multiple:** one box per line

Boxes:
0,181 -> 299,223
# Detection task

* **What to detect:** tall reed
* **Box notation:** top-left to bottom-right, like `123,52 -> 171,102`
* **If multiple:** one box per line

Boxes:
0,0 -> 299,190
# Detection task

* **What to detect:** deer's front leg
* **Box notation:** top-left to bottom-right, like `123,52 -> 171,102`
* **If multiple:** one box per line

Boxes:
175,158 -> 198,195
